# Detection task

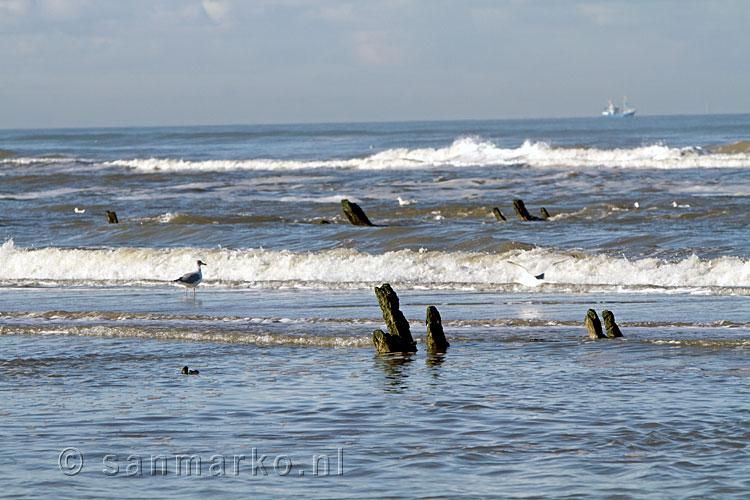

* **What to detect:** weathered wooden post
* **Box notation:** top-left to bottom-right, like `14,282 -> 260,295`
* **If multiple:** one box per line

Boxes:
341,199 -> 374,226
513,199 -> 543,222
602,310 -> 623,338
106,210 -> 119,224
425,306 -> 449,353
585,309 -> 606,339
492,207 -> 507,221
372,283 -> 417,353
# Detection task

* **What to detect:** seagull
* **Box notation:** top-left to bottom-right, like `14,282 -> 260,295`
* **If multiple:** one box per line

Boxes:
74,207 -> 85,214
397,196 -> 416,206
506,260 -> 562,287
174,260 -> 206,298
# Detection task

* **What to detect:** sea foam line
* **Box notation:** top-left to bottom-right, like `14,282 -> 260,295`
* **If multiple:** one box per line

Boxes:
1,239 -> 748,291
102,138 -> 750,172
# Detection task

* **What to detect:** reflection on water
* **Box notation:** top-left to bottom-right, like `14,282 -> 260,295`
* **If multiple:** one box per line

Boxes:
425,352 -> 446,370
373,352 -> 415,393
2,322 -> 750,498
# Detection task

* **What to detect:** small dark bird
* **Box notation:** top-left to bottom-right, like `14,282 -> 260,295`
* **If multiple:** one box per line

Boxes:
182,366 -> 199,375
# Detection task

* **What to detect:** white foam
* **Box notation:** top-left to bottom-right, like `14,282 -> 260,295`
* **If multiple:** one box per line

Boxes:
0,187 -> 93,201
103,138 -> 750,172
1,157 -> 61,165
0,239 -> 748,293
278,194 -> 359,204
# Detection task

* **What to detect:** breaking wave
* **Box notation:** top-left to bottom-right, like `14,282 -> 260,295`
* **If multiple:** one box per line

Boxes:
104,138 -> 750,172
1,239 -> 748,293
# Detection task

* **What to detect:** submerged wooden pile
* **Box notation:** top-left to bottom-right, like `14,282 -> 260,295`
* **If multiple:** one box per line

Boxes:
513,199 -> 548,222
339,197 -> 554,227
585,309 -> 624,340
341,199 -> 374,226
372,284 -> 416,353
492,207 -> 507,221
491,199 -> 550,223
372,283 -> 449,354
425,305 -> 450,353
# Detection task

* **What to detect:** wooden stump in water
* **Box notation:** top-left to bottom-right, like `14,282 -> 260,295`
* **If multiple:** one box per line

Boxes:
372,329 -> 401,353
341,199 -> 374,226
513,199 -> 544,222
585,309 -> 606,339
425,306 -> 449,353
106,210 -> 119,224
602,310 -> 623,338
492,207 -> 507,222
372,283 -> 417,353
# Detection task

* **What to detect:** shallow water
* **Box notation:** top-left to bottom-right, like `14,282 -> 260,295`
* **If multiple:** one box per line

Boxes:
1,115 -> 750,498
3,324 -> 750,498
2,287 -> 750,498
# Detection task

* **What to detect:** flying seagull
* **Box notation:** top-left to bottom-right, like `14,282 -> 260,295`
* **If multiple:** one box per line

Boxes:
174,260 -> 206,298
506,260 -> 563,287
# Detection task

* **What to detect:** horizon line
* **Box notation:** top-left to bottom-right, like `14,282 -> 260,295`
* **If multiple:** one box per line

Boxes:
2,111 -> 749,132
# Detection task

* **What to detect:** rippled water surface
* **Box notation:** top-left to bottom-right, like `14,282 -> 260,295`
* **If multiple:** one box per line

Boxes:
1,116 -> 750,498
2,288 -> 750,498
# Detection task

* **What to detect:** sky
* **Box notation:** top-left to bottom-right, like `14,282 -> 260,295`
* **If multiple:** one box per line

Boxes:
1,0 -> 749,128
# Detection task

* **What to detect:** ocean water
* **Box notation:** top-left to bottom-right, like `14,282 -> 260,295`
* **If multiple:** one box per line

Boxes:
1,115 -> 749,498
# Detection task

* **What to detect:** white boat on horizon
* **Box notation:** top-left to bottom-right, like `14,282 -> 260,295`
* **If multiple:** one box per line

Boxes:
602,97 -> 636,117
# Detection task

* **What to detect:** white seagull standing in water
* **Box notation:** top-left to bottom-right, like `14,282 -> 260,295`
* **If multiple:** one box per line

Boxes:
174,260 -> 206,298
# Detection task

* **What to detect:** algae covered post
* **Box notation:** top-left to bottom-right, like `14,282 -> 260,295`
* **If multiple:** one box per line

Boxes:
602,310 -> 624,338
425,305 -> 449,353
585,309 -> 605,339
341,199 -> 375,226
372,283 -> 417,353
512,199 -> 545,222
492,207 -> 507,221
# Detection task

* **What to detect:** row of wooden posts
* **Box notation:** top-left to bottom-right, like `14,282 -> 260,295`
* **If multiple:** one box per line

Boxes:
102,198 -> 546,226
343,199 -> 627,349
105,203 -> 623,349
343,198 -> 550,226
372,283 -> 624,354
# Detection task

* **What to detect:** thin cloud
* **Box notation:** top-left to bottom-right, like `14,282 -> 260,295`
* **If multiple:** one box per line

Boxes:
0,0 -> 29,18
37,0 -> 91,20
353,30 -> 406,67
202,0 -> 231,24
577,3 -> 634,26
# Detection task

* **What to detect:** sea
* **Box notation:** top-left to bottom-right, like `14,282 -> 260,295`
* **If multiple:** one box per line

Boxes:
1,114 -> 749,499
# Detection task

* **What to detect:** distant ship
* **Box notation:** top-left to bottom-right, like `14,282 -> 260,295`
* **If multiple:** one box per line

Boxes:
601,97 -> 636,117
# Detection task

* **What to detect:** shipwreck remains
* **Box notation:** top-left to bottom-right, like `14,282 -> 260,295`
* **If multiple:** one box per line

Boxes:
585,309 -> 606,340
372,283 -> 417,353
425,305 -> 450,353
585,309 -> 625,339
513,199 -> 547,222
341,199 -> 374,226
602,310 -> 624,338
492,207 -> 507,222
